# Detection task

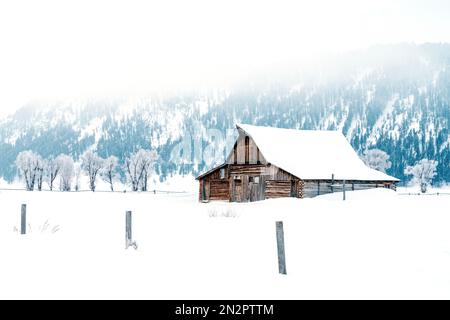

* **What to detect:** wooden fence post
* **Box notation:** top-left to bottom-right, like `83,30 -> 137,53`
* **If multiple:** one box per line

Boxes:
343,179 -> 346,201
331,174 -> 335,193
21,204 -> 27,235
276,221 -> 287,275
126,211 -> 132,247
125,211 -> 137,249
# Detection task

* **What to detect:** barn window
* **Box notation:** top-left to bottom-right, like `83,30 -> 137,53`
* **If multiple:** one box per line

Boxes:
233,143 -> 237,164
245,136 -> 249,164
249,176 -> 260,184
219,168 -> 225,179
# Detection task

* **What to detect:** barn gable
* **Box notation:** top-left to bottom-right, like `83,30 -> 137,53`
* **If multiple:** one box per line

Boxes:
226,130 -> 267,165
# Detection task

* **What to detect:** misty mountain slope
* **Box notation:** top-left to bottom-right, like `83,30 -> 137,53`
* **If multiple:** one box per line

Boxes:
0,44 -> 449,184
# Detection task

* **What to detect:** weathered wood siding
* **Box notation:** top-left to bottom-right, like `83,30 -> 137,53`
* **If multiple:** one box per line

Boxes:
209,180 -> 230,200
199,179 -> 210,201
199,166 -> 229,201
199,179 -> 203,201
206,166 -> 229,180
266,166 -> 297,180
229,163 -> 299,201
230,178 -> 242,202
302,180 -> 396,198
229,164 -> 266,176
265,180 -> 291,199
198,161 -> 397,202
228,164 -> 296,180
248,176 -> 266,202
227,129 -> 266,165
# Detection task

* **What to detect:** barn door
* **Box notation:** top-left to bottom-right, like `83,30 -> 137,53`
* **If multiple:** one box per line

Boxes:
232,179 -> 242,202
249,178 -> 256,202
249,176 -> 263,202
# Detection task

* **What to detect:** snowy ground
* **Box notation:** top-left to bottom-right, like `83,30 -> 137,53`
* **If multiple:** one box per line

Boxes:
1,187 -> 450,299
0,174 -> 199,193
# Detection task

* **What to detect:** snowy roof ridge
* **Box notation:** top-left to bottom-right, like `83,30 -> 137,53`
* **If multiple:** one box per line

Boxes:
236,123 -> 399,182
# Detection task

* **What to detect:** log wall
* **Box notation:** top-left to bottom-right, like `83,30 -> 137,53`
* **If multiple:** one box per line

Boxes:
199,163 -> 397,202
265,180 -> 292,199
209,180 -> 230,200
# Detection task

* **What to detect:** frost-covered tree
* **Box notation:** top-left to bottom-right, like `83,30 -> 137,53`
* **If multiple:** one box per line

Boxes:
124,150 -> 144,192
46,157 -> 60,191
101,156 -> 119,191
58,154 -> 74,191
36,159 -> 46,191
138,150 -> 158,191
124,149 -> 158,191
361,149 -> 392,173
74,163 -> 82,192
15,151 -> 44,191
81,150 -> 104,192
404,159 -> 438,193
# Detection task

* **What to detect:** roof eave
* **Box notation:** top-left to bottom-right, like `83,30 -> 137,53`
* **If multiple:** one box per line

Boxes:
195,163 -> 227,180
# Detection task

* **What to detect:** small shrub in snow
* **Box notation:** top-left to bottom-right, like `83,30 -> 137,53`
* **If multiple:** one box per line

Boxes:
222,208 -> 237,218
208,207 -> 237,218
13,219 -> 60,234
208,208 -> 218,217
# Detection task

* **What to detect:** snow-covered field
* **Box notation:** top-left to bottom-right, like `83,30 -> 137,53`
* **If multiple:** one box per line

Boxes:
1,187 -> 450,299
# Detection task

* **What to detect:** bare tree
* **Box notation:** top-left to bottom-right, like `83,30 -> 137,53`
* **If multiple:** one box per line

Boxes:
124,152 -> 143,192
124,149 -> 158,191
81,150 -> 104,192
361,149 -> 392,173
101,156 -> 119,191
46,156 -> 62,191
15,151 -> 44,191
58,154 -> 74,191
404,159 -> 438,193
139,150 -> 158,191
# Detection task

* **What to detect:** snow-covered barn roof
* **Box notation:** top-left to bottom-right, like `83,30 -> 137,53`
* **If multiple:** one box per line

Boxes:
236,123 -> 399,181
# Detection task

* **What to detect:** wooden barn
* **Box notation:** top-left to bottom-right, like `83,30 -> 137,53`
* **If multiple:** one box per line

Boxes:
196,124 -> 399,202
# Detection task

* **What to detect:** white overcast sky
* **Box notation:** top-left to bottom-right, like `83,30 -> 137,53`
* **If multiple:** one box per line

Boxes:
0,0 -> 449,116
